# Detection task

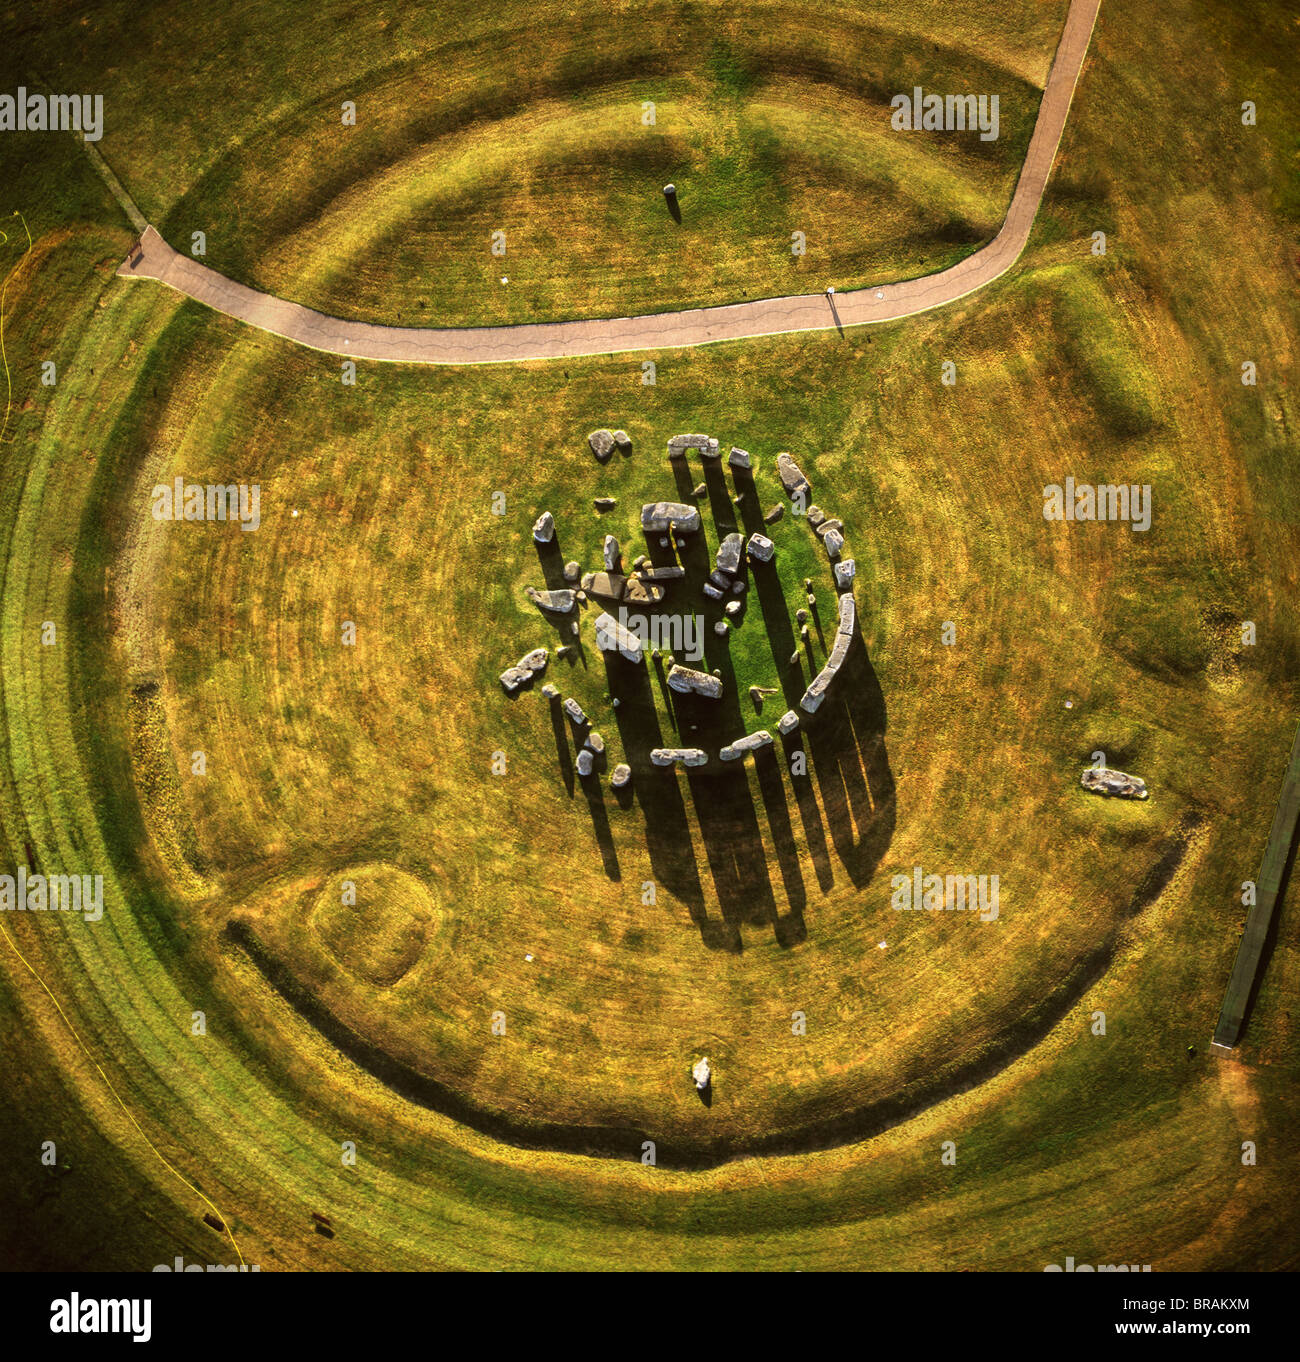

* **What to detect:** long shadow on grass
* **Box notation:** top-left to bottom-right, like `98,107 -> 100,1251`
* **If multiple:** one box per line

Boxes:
225,813 -> 1200,1168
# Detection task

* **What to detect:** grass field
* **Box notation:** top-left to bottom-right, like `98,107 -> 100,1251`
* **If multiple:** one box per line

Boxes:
0,0 -> 1298,1271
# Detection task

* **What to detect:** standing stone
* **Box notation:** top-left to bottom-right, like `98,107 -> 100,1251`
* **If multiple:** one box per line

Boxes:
692,482 -> 707,498
764,504 -> 784,525
541,683 -> 560,700
747,533 -> 775,563
585,731 -> 606,756
728,446 -> 752,469
834,559 -> 857,589
588,429 -> 616,462
692,1057 -> 711,1091
563,698 -> 587,726
594,612 -> 646,663
576,749 -> 594,777
715,532 -> 743,575
603,535 -> 620,571
777,710 -> 800,736
776,452 -> 811,500
724,600 -> 742,618
641,502 -> 702,533
612,430 -> 633,456
611,763 -> 632,790
822,527 -> 845,559
564,560 -> 581,582
532,511 -> 555,543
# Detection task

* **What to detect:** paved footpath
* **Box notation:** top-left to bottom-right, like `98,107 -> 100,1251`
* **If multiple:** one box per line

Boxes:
116,0 -> 1100,366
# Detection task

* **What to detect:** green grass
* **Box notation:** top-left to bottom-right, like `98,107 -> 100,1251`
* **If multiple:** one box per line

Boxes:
0,0 -> 1298,1272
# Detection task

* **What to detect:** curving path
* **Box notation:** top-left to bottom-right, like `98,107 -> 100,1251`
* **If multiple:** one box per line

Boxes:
116,0 -> 1100,365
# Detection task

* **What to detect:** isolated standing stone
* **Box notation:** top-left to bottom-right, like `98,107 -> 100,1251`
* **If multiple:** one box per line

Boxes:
588,429 -> 616,462
541,683 -> 560,700
692,1056 -> 711,1090
533,511 -> 555,543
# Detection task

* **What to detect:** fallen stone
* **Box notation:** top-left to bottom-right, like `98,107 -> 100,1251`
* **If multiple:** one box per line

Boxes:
720,730 -> 774,761
603,535 -> 620,571
807,505 -> 825,529
641,501 -> 702,534
709,569 -> 731,590
563,698 -> 587,725
576,749 -> 594,777
587,571 -> 628,599
588,429 -> 616,462
1081,768 -> 1149,800
724,600 -> 742,617
631,554 -> 647,569
776,452 -> 811,500
575,590 -> 587,604
499,666 -> 532,694
667,664 -> 723,698
594,496 -> 617,512
611,763 -> 632,789
594,612 -> 645,663
702,582 -> 724,601
623,578 -> 667,605
764,504 -> 784,525
651,747 -> 708,768
747,533 -> 775,563
731,580 -> 746,594
728,446 -> 751,469
815,518 -> 843,540
716,532 -> 744,575
532,511 -> 555,543
639,565 -> 685,581
822,527 -> 845,558
563,560 -> 581,582
519,648 -> 549,673
580,572 -> 595,591
692,482 -> 707,498
612,430 -> 633,455
714,621 -> 729,636
834,559 -> 856,589
777,710 -> 800,736
526,586 -> 576,614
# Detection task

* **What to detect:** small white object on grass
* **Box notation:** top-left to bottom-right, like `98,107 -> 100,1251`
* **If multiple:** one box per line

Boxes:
878,941 -> 887,950
525,953 -> 533,963
1065,700 -> 1074,709
501,276 -> 509,284
291,509 -> 299,518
